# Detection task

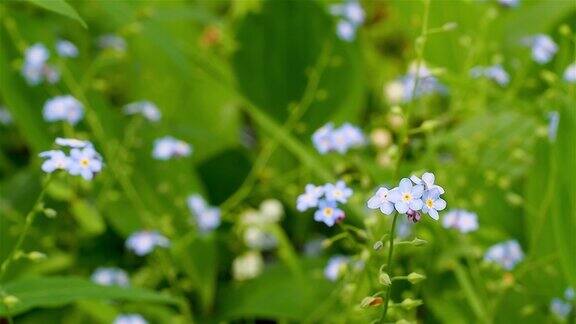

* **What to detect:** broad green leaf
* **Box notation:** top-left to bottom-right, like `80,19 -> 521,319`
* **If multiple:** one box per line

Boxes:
0,276 -> 178,316
25,0 -> 87,28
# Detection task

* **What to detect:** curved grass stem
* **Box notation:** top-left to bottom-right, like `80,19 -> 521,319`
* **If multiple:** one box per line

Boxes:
379,212 -> 399,323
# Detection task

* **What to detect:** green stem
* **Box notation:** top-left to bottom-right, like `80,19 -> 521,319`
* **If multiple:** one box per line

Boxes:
0,175 -> 51,282
452,262 -> 490,323
379,212 -> 399,323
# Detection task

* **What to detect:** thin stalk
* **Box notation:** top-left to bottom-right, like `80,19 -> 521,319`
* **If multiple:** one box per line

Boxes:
0,175 -> 51,282
379,212 -> 399,323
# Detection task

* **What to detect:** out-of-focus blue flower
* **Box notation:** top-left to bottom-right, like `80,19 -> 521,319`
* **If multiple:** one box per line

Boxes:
56,39 -> 78,58
330,1 -> 364,42
314,199 -> 344,227
367,187 -> 395,215
498,0 -> 519,7
548,111 -> 559,142
68,146 -> 103,180
113,314 -> 148,324
421,188 -> 446,220
123,100 -> 161,122
187,194 -> 220,232
296,184 -> 324,212
39,150 -> 70,173
395,216 -> 413,239
324,181 -> 353,204
410,172 -> 445,195
484,239 -> 524,270
98,34 -> 127,52
523,34 -> 557,64
470,64 -> 510,86
442,209 -> 478,233
550,297 -> 572,320
243,227 -> 277,250
126,230 -> 170,256
564,63 -> 576,83
312,122 -> 365,154
387,64 -> 447,104
303,236 -> 325,257
388,178 -> 424,214
22,43 -> 60,86
0,106 -> 12,125
43,95 -> 84,125
152,136 -> 192,160
566,287 -> 575,301
324,255 -> 348,281
91,267 -> 129,287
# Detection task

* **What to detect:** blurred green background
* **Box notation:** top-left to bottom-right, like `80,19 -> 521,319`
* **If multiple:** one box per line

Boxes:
0,0 -> 575,323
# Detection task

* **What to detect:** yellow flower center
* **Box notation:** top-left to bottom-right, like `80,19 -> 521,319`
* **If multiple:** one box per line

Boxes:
334,190 -> 342,197
80,158 -> 90,167
402,193 -> 412,202
426,199 -> 434,208
323,207 -> 333,216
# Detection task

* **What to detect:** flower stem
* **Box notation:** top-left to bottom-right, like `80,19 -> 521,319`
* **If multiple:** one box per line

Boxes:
379,212 -> 399,323
0,175 -> 51,282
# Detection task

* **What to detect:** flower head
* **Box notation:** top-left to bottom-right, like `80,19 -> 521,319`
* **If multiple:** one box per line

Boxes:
56,39 -> 79,58
324,255 -> 348,281
43,95 -> 84,125
68,146 -> 103,180
187,194 -> 220,232
312,123 -> 335,154
324,181 -> 353,204
367,187 -> 395,215
470,65 -> 510,86
243,227 -> 277,250
389,178 -> 424,214
312,122 -> 365,154
330,1 -> 364,42
123,101 -> 161,122
0,106 -> 12,125
296,184 -> 324,212
152,136 -> 192,160
410,172 -> 445,194
233,251 -> 264,281
91,267 -> 129,287
113,314 -> 148,324
420,188 -> 446,220
21,43 -> 60,86
442,209 -> 478,233
550,298 -> 572,320
484,240 -> 524,270
314,199 -> 344,227
126,230 -> 170,256
564,63 -> 576,83
524,34 -> 557,64
39,150 -> 70,173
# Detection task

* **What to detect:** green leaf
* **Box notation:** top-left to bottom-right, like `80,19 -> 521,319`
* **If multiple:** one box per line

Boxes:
71,199 -> 105,236
215,261 -> 332,321
0,276 -> 178,316
25,0 -> 87,28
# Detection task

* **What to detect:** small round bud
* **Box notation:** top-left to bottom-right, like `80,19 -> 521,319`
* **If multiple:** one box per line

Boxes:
27,251 -> 47,261
442,22 -> 458,31
44,208 -> 57,218
2,295 -> 19,308
559,24 -> 572,36
407,272 -> 426,284
400,298 -> 423,310
370,129 -> 392,149
373,241 -> 384,250
360,296 -> 384,308
421,120 -> 438,131
379,272 -> 392,286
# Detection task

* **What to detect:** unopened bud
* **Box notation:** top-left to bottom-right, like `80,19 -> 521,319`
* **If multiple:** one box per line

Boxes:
442,22 -> 458,31
44,208 -> 57,218
401,298 -> 423,310
407,272 -> 426,284
373,241 -> 384,250
559,24 -> 571,36
379,272 -> 392,286
360,296 -> 384,308
411,237 -> 428,246
2,295 -> 19,308
421,120 -> 438,131
27,251 -> 46,261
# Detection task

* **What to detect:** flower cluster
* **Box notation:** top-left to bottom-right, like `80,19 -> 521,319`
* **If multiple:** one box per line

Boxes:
113,314 -> 148,324
483,239 -> 524,270
43,95 -> 84,125
523,34 -> 557,64
239,199 -> 284,250
21,43 -> 60,86
187,194 -> 221,232
152,136 -> 192,160
125,230 -> 170,256
123,100 -> 161,122
442,209 -> 478,233
385,63 -> 447,104
550,287 -> 574,320
312,122 -> 365,154
368,172 -> 446,222
470,64 -> 510,86
39,138 -> 103,180
329,0 -> 365,42
297,181 -> 353,227
91,267 -> 129,287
